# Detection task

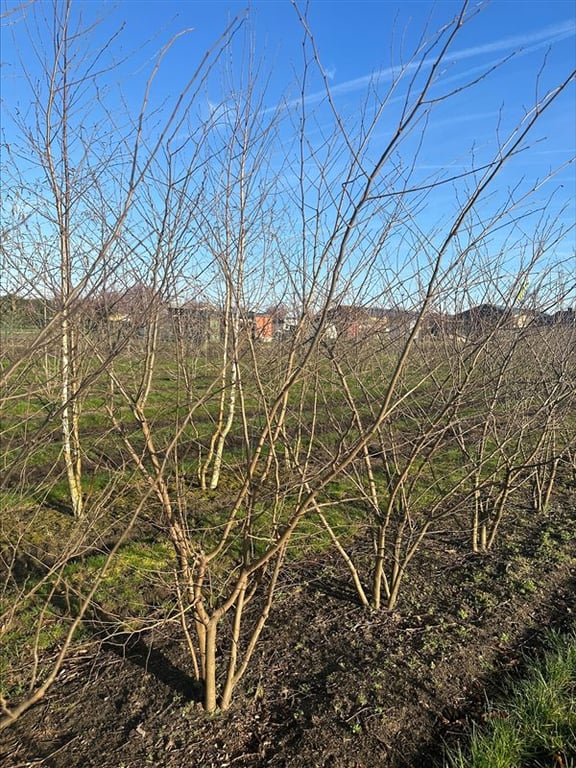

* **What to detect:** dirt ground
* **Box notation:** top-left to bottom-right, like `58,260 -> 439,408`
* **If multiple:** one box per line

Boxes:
1,511 -> 575,768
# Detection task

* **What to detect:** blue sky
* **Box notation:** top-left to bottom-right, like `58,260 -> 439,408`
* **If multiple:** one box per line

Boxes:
1,1 -> 575,308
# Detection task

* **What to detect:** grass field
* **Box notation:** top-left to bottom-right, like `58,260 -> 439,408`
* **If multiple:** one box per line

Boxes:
1,321 -> 575,764
443,629 -> 576,768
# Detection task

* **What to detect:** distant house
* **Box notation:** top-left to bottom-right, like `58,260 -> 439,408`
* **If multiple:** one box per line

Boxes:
170,302 -> 221,346
323,305 -> 393,341
251,313 -> 274,342
439,304 -> 547,337
509,308 -> 542,329
453,304 -> 509,335
275,314 -> 299,337
377,308 -> 421,339
551,308 -> 575,327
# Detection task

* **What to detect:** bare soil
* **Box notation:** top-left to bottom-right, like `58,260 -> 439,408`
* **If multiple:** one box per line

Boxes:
2,506 -> 575,768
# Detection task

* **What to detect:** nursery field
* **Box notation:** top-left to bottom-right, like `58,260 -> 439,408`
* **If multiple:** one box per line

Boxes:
1,326 -> 575,766
2,1 -> 575,763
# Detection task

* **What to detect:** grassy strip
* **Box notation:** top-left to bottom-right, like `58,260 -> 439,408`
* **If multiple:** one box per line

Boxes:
443,629 -> 576,768
0,540 -> 176,697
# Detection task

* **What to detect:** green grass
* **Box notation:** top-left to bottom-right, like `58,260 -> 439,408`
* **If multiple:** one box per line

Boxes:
443,629 -> 576,768
61,540 -> 176,623
0,539 -> 176,697
2,333 -> 575,707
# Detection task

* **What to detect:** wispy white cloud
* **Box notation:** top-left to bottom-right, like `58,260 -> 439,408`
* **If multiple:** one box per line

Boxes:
449,19 -> 575,61
285,19 -> 575,111
531,149 -> 576,155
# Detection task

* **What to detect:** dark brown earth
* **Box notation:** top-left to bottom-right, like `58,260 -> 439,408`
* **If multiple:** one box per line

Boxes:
1,504 -> 575,768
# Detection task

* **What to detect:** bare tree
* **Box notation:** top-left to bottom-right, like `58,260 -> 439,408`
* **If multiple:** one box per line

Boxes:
277,1 -> 575,609
0,0 -> 243,723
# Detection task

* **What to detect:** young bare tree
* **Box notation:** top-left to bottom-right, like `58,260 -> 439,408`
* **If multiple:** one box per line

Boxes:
0,0 -> 243,723
277,1 -> 576,610
195,49 -> 286,491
